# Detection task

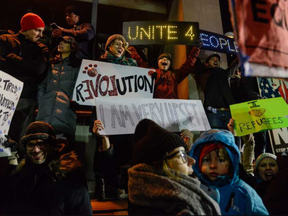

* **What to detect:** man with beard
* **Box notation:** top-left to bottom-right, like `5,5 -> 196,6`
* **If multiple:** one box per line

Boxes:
0,13 -> 49,151
195,53 -> 240,130
2,121 -> 92,215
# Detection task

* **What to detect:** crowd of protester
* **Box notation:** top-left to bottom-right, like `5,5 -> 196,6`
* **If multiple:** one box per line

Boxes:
0,4 -> 286,216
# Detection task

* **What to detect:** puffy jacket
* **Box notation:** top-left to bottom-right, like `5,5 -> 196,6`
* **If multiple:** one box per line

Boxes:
0,32 -> 49,100
36,56 -> 80,136
189,129 -> 269,215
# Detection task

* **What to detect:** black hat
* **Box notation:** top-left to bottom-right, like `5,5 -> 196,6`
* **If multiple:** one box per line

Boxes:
64,5 -> 80,16
205,53 -> 221,63
132,119 -> 186,165
21,121 -> 57,146
56,36 -> 79,52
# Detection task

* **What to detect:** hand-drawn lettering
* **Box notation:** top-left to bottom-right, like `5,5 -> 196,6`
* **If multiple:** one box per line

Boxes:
75,84 -> 85,102
132,103 -> 143,121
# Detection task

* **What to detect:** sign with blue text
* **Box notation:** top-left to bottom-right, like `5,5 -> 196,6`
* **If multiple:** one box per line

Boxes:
0,71 -> 23,157
96,98 -> 211,135
72,60 -> 156,106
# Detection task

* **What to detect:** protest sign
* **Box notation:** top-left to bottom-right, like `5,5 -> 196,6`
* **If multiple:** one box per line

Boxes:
95,98 -> 210,135
229,0 -> 288,77
230,97 -> 288,137
72,60 -> 156,106
0,71 -> 23,157
258,77 -> 288,154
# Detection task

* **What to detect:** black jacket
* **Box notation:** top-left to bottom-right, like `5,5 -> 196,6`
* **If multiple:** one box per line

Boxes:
3,151 -> 92,215
0,32 -> 49,100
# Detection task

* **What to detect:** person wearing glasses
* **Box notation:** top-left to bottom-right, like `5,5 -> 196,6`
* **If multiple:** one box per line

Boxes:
2,121 -> 92,215
93,119 -> 220,215
51,5 -> 95,59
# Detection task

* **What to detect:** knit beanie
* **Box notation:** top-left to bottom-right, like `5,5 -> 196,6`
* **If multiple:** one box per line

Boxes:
20,13 -> 45,32
21,121 -> 57,147
105,34 -> 128,51
132,119 -> 186,165
199,143 -> 224,169
64,5 -> 81,16
56,36 -> 79,52
254,153 -> 277,173
205,53 -> 221,63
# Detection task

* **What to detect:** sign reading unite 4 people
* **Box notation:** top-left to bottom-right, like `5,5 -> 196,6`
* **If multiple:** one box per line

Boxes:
96,98 -> 211,135
0,71 -> 23,157
72,60 -> 156,106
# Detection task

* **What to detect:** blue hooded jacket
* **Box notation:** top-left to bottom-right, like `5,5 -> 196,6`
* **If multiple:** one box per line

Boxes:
189,129 -> 269,215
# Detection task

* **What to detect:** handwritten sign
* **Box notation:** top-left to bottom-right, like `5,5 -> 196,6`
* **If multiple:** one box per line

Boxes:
96,98 -> 211,135
230,97 -> 288,137
72,60 -> 155,106
0,70 -> 23,157
230,0 -> 288,77
123,21 -> 200,45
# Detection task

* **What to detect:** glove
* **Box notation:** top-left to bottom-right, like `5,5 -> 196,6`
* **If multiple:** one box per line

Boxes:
3,135 -> 17,152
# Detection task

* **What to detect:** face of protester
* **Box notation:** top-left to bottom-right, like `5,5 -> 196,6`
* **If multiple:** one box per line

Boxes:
207,56 -> 220,68
65,13 -> 79,26
26,139 -> 53,165
258,158 -> 279,181
58,40 -> 71,54
22,28 -> 44,42
108,39 -> 125,58
201,150 -> 230,181
165,146 -> 195,175
158,57 -> 171,72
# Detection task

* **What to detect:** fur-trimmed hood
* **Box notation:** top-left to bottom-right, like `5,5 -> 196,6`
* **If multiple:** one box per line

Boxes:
14,151 -> 81,180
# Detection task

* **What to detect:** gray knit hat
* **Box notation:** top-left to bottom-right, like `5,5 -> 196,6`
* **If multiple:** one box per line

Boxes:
254,153 -> 277,173
132,119 -> 186,165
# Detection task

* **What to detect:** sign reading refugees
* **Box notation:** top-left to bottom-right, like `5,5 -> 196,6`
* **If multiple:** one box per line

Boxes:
0,71 -> 23,157
230,97 -> 288,137
72,60 -> 156,106
95,98 -> 211,135
258,77 -> 288,154
229,0 -> 288,77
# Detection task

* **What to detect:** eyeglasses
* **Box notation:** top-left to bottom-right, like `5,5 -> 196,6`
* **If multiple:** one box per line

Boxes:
26,141 -> 49,151
65,13 -> 75,18
164,150 -> 188,163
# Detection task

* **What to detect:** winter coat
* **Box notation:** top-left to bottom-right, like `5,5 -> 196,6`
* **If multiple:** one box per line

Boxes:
194,57 -> 240,108
3,151 -> 92,215
0,32 -> 49,100
153,48 -> 199,99
189,130 -> 269,215
262,153 -> 288,215
128,163 -> 221,215
36,56 -> 80,136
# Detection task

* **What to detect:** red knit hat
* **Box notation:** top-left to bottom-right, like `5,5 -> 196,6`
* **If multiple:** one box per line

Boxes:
199,143 -> 224,169
20,13 -> 45,31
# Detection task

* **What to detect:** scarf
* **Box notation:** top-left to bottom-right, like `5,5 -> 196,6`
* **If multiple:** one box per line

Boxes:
103,53 -> 137,66
128,164 -> 221,215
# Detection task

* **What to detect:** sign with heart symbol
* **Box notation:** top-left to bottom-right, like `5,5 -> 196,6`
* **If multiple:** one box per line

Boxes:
248,108 -> 266,117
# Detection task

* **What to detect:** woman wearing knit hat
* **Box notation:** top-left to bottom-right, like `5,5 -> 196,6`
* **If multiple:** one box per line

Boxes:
254,153 -> 279,182
127,119 -> 221,215
152,46 -> 200,99
101,34 -> 137,66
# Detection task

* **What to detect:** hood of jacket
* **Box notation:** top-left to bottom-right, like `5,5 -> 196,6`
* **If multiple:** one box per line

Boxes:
14,150 -> 81,180
188,129 -> 240,187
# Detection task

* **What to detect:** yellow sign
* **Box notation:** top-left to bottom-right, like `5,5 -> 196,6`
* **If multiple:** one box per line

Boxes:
230,97 -> 288,136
